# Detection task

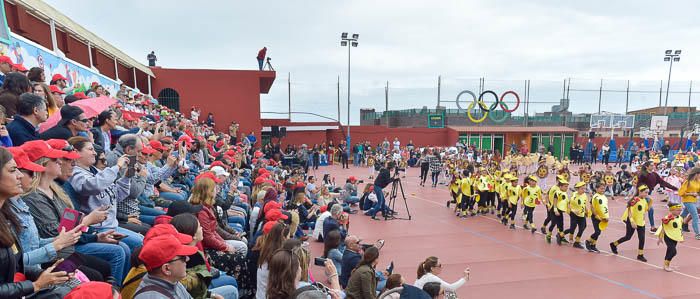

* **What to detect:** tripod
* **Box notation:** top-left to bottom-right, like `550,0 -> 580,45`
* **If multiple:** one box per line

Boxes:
385,173 -> 412,220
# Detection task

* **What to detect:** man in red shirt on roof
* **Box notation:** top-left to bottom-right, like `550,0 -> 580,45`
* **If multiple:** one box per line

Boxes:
257,47 -> 266,71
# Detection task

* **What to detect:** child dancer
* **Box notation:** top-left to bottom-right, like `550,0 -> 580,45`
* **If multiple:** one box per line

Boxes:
521,175 -> 542,234
498,171 -> 511,223
506,174 -> 522,229
610,185 -> 650,262
565,181 -> 588,249
458,170 -> 473,217
476,168 -> 490,214
541,175 -> 566,234
656,203 -> 684,272
448,171 -> 461,210
547,180 -> 569,245
585,180 -> 609,253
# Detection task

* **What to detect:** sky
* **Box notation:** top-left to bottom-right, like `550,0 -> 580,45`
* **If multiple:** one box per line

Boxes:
44,0 -> 700,124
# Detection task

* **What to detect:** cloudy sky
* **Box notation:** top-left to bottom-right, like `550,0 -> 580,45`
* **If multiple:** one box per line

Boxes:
45,0 -> 700,123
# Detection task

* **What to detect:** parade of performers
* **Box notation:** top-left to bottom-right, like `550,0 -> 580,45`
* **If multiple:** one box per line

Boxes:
327,137 -> 700,273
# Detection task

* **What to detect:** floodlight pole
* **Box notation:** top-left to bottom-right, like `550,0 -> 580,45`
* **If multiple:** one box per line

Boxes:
340,33 -> 359,155
664,58 -> 674,116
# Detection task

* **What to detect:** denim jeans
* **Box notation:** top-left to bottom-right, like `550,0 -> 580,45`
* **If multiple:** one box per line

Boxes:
139,205 -> 165,225
645,197 -> 655,227
354,153 -> 361,166
320,154 -> 328,165
211,273 -> 238,288
210,285 -> 238,299
160,191 -> 188,202
345,195 -> 360,205
75,241 -> 129,286
367,185 -> 387,217
98,227 -> 144,252
681,202 -> 700,234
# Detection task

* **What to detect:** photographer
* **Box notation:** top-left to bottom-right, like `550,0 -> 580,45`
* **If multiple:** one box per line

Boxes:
341,176 -> 361,206
365,161 -> 395,220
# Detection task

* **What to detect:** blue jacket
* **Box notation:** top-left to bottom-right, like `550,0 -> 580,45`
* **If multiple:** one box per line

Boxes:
7,116 -> 37,146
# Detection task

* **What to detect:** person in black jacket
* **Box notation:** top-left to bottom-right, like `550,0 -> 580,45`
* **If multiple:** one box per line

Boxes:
365,161 -> 395,220
39,105 -> 87,141
7,93 -> 47,146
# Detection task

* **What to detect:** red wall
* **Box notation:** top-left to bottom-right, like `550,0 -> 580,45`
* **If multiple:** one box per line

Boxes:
116,62 -> 132,87
66,36 -> 90,67
150,68 -> 271,138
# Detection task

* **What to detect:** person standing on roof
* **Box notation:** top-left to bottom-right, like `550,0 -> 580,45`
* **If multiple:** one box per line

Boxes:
147,51 -> 157,67
257,47 -> 267,71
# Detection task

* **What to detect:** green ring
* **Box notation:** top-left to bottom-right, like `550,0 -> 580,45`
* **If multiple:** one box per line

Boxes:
488,101 -> 510,123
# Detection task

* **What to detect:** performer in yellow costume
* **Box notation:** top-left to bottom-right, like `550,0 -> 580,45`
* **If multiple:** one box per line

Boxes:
564,181 -> 588,248
656,203 -> 684,272
521,175 -> 541,234
585,181 -> 610,253
610,185 -> 650,262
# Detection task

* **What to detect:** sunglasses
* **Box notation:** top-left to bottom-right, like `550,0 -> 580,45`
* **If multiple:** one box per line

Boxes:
167,256 -> 187,264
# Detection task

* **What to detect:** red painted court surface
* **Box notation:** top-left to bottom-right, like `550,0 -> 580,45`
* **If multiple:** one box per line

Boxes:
305,165 -> 700,299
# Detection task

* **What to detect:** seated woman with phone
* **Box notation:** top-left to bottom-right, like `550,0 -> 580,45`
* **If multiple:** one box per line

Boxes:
15,141 -> 122,285
0,146 -> 74,298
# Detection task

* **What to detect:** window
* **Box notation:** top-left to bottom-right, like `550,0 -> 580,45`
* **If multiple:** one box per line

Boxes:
157,88 -> 180,112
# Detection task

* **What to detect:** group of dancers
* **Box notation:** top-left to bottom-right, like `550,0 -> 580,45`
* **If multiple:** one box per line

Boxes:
446,155 -> 686,272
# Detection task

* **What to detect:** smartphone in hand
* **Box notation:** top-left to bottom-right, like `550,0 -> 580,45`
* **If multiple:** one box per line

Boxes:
314,257 -> 327,266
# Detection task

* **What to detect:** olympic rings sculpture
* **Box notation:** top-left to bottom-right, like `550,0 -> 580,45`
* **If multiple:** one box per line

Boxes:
456,90 -> 521,123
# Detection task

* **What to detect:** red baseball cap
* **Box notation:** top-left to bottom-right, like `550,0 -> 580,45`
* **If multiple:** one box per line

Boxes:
254,151 -> 264,158
0,56 -> 12,65
144,223 -> 193,245
210,161 -> 225,168
141,146 -> 156,155
254,177 -> 265,185
20,140 -> 70,162
64,281 -> 115,299
348,176 -> 357,182
138,235 -> 198,271
49,85 -> 65,94
263,221 -> 281,235
7,147 -> 45,172
195,172 -> 222,184
45,139 -> 80,159
149,140 -> 166,151
51,74 -> 67,82
263,201 -> 283,213
13,63 -> 26,72
265,209 -> 289,222
73,92 -> 88,100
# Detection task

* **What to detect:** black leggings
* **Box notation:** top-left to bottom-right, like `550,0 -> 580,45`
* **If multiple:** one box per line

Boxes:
523,206 -> 535,224
341,154 -> 349,168
664,235 -> 678,261
615,220 -> 645,251
542,209 -> 552,228
508,203 -> 518,221
548,210 -> 564,233
431,171 -> 440,185
420,164 -> 429,184
590,216 -> 602,241
564,213 -> 587,238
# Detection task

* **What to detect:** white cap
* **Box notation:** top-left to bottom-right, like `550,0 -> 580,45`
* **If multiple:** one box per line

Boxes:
211,166 -> 229,177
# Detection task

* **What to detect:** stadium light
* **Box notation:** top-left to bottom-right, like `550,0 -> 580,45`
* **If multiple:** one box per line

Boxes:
340,32 -> 360,155
663,49 -> 682,115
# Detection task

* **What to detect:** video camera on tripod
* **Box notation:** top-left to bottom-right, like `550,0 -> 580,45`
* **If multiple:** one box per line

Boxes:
385,162 -> 412,220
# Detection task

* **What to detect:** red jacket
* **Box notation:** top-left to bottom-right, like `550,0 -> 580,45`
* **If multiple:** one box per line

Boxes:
197,205 -> 228,251
257,48 -> 267,60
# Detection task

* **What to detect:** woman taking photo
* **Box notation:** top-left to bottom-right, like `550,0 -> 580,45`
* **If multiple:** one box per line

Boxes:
414,256 -> 470,296
0,147 -> 73,298
267,248 -> 341,299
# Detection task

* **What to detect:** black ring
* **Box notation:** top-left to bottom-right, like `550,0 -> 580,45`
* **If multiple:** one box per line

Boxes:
478,90 -> 500,113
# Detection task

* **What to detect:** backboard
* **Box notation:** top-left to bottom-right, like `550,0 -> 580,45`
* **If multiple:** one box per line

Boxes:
650,116 -> 668,132
590,114 -> 635,129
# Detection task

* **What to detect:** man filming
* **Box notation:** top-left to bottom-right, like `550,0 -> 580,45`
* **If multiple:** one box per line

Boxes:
365,161 -> 396,220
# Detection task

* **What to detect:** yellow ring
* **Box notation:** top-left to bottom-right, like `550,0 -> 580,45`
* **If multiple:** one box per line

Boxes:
467,101 -> 488,123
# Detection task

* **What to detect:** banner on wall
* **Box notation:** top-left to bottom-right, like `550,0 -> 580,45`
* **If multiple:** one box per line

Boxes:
0,33 -> 122,96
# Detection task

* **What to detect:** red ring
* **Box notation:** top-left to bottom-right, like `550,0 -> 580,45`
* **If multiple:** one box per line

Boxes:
499,91 -> 520,113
